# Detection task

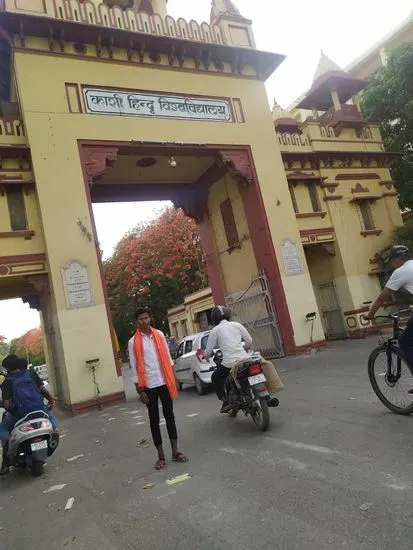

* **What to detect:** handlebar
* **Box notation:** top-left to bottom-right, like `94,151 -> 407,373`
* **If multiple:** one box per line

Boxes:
374,308 -> 412,321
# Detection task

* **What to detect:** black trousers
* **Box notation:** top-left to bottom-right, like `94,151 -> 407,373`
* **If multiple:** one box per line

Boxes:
211,365 -> 230,401
146,385 -> 177,447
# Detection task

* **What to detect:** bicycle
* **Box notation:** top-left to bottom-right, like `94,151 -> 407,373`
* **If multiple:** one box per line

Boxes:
368,308 -> 413,415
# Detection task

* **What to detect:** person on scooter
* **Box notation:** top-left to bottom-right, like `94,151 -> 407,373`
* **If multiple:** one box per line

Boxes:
205,306 -> 283,413
0,355 -> 58,475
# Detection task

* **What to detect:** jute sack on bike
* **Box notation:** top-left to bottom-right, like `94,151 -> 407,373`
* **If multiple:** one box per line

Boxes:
260,359 -> 285,393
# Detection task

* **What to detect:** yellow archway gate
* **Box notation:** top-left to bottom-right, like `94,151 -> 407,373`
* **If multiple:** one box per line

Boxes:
0,0 -> 327,411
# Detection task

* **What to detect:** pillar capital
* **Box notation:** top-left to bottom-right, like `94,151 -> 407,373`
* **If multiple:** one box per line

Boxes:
83,146 -> 119,186
26,274 -> 50,295
219,149 -> 254,187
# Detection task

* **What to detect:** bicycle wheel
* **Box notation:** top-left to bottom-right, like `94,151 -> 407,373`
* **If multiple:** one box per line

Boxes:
368,345 -> 413,415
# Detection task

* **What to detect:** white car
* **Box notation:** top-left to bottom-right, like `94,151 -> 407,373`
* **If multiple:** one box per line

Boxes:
33,364 -> 48,382
174,331 -> 217,395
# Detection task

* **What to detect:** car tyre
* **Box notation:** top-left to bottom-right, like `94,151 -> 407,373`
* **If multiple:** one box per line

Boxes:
194,374 -> 207,396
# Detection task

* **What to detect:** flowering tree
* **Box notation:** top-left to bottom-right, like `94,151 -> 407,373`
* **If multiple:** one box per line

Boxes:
104,207 -> 209,348
15,328 -> 46,366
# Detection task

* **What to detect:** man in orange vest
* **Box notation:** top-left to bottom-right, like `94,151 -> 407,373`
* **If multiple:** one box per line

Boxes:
128,308 -> 188,471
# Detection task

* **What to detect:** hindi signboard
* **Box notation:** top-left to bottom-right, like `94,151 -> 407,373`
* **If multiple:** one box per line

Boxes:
62,260 -> 94,309
282,239 -> 302,276
83,88 -> 233,122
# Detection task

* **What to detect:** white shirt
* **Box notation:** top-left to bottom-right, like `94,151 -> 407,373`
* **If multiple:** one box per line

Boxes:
204,320 -> 253,369
128,330 -> 171,389
386,260 -> 413,296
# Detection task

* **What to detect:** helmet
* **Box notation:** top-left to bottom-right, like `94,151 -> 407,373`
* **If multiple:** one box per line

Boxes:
211,305 -> 231,326
388,245 -> 410,261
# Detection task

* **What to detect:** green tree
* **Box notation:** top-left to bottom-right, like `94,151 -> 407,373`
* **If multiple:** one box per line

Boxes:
8,338 -> 19,355
362,43 -> 413,209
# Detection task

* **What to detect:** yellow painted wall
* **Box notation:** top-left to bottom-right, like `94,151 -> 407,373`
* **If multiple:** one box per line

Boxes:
11,45 -> 326,402
168,288 -> 214,340
209,174 -> 257,295
348,23 -> 413,80
0,185 -> 45,258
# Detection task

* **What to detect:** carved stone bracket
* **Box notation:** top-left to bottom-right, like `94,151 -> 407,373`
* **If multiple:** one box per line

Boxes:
219,150 -> 254,188
22,295 -> 41,311
27,274 -> 50,296
84,147 -> 119,186
172,186 -> 209,223
352,183 -> 369,194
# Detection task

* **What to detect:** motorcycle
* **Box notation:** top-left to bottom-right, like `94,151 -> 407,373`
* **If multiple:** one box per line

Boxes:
215,350 -> 271,432
1,404 -> 59,477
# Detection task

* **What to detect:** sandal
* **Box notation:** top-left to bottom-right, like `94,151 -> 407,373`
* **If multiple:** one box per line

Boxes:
155,458 -> 166,470
173,452 -> 189,463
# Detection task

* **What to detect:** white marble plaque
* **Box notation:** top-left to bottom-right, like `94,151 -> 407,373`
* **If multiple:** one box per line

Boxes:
62,260 -> 94,309
83,88 -> 233,122
282,239 -> 302,275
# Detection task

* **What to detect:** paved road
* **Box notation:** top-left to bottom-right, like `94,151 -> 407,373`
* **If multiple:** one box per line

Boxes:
1,338 -> 413,549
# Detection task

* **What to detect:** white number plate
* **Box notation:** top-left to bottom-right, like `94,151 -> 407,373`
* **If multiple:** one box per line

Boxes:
31,440 -> 47,451
248,373 -> 266,385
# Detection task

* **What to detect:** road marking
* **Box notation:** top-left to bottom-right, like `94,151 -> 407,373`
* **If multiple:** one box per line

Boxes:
280,439 -> 338,455
136,422 -> 146,426
43,484 -> 67,493
187,413 -> 199,418
65,497 -> 75,511
156,490 -> 176,500
67,454 -> 84,462
280,457 -> 308,471
385,483 -> 408,491
108,417 -> 116,421
132,416 -> 143,420
219,447 -> 240,455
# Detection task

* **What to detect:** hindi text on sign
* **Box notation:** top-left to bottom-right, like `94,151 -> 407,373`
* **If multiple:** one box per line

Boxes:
84,88 -> 232,122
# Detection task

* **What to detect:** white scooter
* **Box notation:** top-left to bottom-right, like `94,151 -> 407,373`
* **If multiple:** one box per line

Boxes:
1,404 -> 59,477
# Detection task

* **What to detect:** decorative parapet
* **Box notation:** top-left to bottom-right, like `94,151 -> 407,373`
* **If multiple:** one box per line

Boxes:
0,116 -> 26,145
3,0 -> 226,46
276,132 -> 311,151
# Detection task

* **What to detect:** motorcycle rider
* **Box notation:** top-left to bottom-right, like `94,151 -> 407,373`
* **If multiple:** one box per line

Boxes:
205,306 -> 281,413
0,355 -> 58,475
366,245 -> 413,370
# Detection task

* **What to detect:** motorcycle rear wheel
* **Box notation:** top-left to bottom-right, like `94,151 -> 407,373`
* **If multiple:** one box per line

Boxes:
251,397 -> 270,432
31,460 -> 44,477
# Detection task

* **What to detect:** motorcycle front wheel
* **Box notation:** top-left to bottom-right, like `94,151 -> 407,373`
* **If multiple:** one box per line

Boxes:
251,397 -> 270,432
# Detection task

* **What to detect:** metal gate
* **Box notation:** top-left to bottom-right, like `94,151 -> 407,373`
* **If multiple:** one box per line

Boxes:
225,271 -> 284,359
315,281 -> 347,339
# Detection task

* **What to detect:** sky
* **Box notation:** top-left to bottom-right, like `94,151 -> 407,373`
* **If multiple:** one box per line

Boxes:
0,0 -> 411,341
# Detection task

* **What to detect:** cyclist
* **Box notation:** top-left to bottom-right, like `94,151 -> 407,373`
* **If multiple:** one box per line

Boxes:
366,245 -> 413,370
